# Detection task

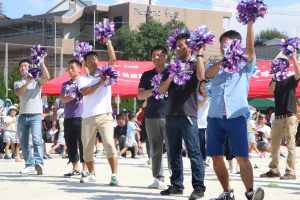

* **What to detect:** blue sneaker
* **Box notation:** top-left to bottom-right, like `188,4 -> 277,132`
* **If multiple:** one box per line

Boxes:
110,174 -> 119,186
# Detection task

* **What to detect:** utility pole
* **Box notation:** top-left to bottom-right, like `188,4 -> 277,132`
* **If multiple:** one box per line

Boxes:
146,0 -> 152,22
0,1 -> 3,15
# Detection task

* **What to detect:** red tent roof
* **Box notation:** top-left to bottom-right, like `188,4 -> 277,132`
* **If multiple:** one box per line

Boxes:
41,60 -> 300,98
42,60 -> 154,97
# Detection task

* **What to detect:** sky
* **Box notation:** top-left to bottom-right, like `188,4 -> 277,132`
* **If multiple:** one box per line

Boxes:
2,0 -> 300,37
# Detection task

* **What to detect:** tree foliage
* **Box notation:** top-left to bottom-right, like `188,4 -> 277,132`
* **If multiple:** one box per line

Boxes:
0,74 -> 6,99
115,18 -> 187,61
0,65 -> 21,104
255,28 -> 288,46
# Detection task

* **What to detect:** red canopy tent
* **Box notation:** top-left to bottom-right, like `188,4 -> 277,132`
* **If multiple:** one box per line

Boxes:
249,60 -> 299,98
42,60 -> 300,98
42,60 -> 154,97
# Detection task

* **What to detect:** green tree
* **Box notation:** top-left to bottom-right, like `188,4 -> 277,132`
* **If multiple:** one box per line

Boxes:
118,98 -> 144,112
255,28 -> 288,46
115,18 -> 187,60
0,74 -> 6,99
7,66 -> 22,104
115,26 -> 140,60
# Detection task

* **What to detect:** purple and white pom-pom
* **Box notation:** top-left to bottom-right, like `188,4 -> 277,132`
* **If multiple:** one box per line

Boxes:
166,60 -> 193,85
270,58 -> 289,81
279,38 -> 300,56
65,81 -> 83,100
31,45 -> 47,65
167,29 -> 190,52
221,39 -> 248,73
189,26 -> 215,51
236,0 -> 267,25
23,66 -> 42,80
151,74 -> 166,100
73,42 -> 92,62
94,19 -> 115,44
95,65 -> 118,87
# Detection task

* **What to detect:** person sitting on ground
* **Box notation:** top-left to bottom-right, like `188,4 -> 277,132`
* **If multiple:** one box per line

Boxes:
255,114 -> 271,156
114,113 -> 135,158
118,113 -> 140,159
3,105 -> 19,160
49,109 -> 67,157
247,112 -> 262,158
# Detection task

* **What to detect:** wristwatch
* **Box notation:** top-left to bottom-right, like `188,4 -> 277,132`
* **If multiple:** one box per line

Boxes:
196,54 -> 204,58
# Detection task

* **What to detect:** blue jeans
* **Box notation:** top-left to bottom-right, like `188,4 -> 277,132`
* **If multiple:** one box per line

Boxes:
18,114 -> 44,167
166,115 -> 205,190
198,128 -> 207,161
118,135 -> 135,158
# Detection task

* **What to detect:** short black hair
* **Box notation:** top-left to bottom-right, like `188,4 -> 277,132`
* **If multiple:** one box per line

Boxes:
19,59 -> 32,67
116,113 -> 125,121
83,51 -> 98,61
151,45 -> 168,56
175,32 -> 190,43
68,59 -> 82,67
128,113 -> 136,121
219,30 -> 242,43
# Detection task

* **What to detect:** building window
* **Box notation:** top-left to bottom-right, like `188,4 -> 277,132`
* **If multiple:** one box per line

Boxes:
114,16 -> 123,30
70,0 -> 75,4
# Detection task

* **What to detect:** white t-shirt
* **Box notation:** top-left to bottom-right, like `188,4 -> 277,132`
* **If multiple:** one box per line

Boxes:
14,79 -> 42,114
78,75 -> 112,119
197,95 -> 210,128
5,115 -> 17,132
255,123 -> 271,143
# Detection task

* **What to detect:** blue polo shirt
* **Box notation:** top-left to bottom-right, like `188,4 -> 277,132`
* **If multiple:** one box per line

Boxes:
208,58 -> 256,119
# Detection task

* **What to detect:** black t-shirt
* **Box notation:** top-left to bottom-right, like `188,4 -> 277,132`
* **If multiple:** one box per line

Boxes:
162,59 -> 199,118
274,75 -> 299,115
138,68 -> 168,118
114,123 -> 127,139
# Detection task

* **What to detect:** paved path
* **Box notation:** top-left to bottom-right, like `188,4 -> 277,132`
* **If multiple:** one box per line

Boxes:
0,147 -> 299,200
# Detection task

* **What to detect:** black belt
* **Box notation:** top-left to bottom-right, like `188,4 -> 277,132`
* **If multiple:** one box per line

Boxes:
275,113 -> 295,119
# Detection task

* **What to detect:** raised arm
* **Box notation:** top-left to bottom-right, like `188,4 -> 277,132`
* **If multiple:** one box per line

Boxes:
195,47 -> 206,81
292,52 -> 300,80
205,61 -> 222,79
245,22 -> 255,63
105,38 -> 117,67
40,62 -> 50,84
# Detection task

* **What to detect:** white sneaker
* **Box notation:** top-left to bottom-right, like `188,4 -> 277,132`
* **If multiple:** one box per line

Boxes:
20,166 -> 35,174
80,173 -> 96,183
148,179 -> 167,190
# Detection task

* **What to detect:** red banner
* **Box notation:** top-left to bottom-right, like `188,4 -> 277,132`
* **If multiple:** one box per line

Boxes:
41,60 -> 300,98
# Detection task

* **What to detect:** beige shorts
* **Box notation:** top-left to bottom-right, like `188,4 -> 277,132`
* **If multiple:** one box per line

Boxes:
82,113 -> 117,162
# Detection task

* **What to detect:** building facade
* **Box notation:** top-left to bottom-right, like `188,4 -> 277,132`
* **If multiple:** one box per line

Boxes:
0,0 -> 231,75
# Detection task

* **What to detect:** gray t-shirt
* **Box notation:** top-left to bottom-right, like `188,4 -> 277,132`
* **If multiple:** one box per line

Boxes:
14,79 -> 43,114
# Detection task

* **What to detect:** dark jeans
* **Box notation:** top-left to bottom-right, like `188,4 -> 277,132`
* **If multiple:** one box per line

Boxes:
0,134 -> 4,153
64,118 -> 84,163
166,115 -> 205,190
118,135 -> 135,157
198,128 -> 207,161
